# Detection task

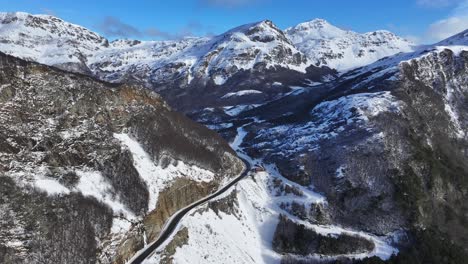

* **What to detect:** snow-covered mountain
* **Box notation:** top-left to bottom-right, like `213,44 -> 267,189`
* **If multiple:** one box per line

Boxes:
0,12 -> 308,87
90,20 -> 309,88
0,12 -> 420,113
178,31 -> 468,263
0,12 -> 108,73
285,19 -> 415,71
0,12 -> 415,89
436,28 -> 468,46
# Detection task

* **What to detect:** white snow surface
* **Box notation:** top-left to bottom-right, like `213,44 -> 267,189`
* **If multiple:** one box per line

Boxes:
34,176 -> 70,195
113,133 -> 216,212
7,164 -> 135,219
76,170 -> 137,218
313,91 -> 401,122
223,104 -> 263,116
221,89 -> 263,98
146,124 -> 398,263
0,12 -> 309,84
0,12 -> 107,65
286,19 -> 415,71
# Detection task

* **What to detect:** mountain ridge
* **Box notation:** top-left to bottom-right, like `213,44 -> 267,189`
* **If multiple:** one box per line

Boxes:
0,12 -> 414,84
285,18 -> 415,71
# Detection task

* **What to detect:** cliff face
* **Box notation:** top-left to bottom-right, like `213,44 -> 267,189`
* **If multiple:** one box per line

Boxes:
0,52 -> 244,264
390,49 -> 468,245
315,49 -> 468,242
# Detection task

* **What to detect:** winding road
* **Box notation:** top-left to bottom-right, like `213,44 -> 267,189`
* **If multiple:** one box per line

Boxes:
126,157 -> 250,264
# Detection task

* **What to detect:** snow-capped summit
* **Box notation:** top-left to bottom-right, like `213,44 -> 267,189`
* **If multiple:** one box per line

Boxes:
285,19 -> 415,71
0,12 -> 108,73
286,18 -> 350,40
91,19 -> 309,87
188,19 -> 308,84
0,12 -> 310,88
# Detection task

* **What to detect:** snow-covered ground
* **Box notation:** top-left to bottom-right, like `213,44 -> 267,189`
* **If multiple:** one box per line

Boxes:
146,124 -> 398,263
285,18 -> 415,71
114,133 -> 215,212
7,164 -> 135,220
223,104 -> 263,116
6,132 -> 220,260
221,90 -> 263,99
0,12 -> 309,85
0,12 -> 107,65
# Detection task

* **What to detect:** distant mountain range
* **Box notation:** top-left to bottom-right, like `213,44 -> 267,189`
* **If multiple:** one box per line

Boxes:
0,12 -> 413,85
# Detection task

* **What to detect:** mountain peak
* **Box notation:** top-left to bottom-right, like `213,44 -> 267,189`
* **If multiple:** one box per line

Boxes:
302,18 -> 334,27
286,19 -> 414,71
225,19 -> 280,34
258,19 -> 275,27
285,18 -> 348,41
0,11 -> 107,71
1,11 -> 72,28
217,19 -> 290,45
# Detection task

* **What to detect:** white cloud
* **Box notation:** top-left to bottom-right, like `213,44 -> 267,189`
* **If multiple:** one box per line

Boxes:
423,0 -> 468,42
426,16 -> 468,41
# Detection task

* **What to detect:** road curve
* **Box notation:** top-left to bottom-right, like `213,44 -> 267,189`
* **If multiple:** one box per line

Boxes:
127,157 -> 250,264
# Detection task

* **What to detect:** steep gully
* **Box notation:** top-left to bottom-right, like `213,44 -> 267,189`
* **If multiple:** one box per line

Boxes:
127,122 -> 398,263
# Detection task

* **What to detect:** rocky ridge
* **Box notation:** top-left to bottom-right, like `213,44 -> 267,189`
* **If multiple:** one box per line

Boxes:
0,12 -> 415,112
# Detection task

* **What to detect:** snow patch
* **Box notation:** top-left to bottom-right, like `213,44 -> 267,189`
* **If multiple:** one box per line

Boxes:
213,75 -> 227,85
223,104 -> 262,116
35,177 -> 70,195
75,170 -> 135,218
335,165 -> 346,179
113,133 -> 215,212
221,90 -> 263,99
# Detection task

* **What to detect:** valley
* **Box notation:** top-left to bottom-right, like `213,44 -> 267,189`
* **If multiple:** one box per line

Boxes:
0,10 -> 467,264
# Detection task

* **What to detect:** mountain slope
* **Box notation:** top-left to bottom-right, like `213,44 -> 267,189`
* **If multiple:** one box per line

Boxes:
0,12 -> 311,89
0,51 -> 244,264
91,20 -> 309,87
286,19 -> 414,71
0,12 -> 337,112
175,31 -> 468,264
0,12 -> 108,73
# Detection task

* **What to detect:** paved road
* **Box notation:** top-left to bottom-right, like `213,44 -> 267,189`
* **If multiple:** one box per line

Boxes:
127,158 -> 250,264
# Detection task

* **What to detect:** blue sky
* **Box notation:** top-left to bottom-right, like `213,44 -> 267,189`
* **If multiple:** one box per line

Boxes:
1,0 -> 468,43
